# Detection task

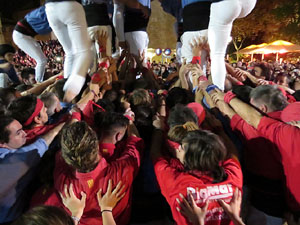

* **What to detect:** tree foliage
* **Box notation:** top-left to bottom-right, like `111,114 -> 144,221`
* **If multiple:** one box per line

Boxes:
231,0 -> 300,49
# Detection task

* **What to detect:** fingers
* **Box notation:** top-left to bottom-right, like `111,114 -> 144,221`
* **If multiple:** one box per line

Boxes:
80,191 -> 87,203
64,184 -> 70,199
97,188 -> 103,200
218,199 -> 230,212
107,179 -> 112,194
179,193 -> 193,212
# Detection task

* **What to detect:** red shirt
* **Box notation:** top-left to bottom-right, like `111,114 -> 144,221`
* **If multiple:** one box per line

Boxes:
45,136 -> 144,225
154,157 -> 243,225
230,112 -> 283,180
258,117 -> 300,212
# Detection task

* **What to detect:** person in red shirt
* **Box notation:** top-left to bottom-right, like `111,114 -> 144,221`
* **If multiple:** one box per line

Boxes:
211,85 -> 288,221
152,116 -> 243,225
211,89 -> 300,223
45,120 -> 143,225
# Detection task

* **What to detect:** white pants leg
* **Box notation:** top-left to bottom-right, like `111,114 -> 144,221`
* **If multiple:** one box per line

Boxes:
12,30 -> 47,82
125,31 -> 149,61
0,73 -> 10,88
88,25 -> 112,74
180,30 -> 208,66
46,1 -> 92,96
208,0 -> 256,90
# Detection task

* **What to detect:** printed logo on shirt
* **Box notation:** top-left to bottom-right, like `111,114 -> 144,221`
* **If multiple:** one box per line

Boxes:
87,179 -> 94,189
187,184 -> 233,204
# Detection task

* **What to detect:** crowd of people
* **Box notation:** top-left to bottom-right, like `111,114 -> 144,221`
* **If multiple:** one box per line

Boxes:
1,0 -> 300,225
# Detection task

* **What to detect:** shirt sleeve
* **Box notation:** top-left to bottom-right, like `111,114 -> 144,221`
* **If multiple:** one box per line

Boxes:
18,138 -> 48,157
153,157 -> 180,196
230,114 -> 260,140
113,136 -> 144,172
258,117 -> 300,161
223,158 -> 243,189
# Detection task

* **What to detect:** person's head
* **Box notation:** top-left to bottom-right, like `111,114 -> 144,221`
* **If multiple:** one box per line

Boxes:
21,68 -> 36,85
274,73 -> 290,87
0,87 -> 21,106
95,112 -> 129,144
166,87 -> 194,109
12,205 -> 74,225
8,95 -> 48,127
168,104 -> 198,128
61,122 -> 99,173
40,92 -> 62,116
250,85 -> 288,113
129,89 -> 152,107
181,130 -> 227,183
0,44 -> 15,63
253,63 -> 272,80
0,116 -> 26,149
48,79 -> 66,102
232,85 -> 253,104
168,121 -> 199,144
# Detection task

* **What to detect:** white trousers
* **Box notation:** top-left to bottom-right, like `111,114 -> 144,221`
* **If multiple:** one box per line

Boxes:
125,31 -> 149,61
88,25 -> 112,74
12,30 -> 47,82
46,1 -> 92,95
209,0 -> 256,89
180,30 -> 208,72
0,73 -> 10,88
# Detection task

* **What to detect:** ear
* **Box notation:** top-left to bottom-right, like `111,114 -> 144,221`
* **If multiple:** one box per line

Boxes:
116,132 -> 121,142
260,104 -> 268,113
33,115 -> 42,125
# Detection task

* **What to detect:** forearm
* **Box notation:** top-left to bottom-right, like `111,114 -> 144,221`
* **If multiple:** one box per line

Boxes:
102,212 -> 116,225
229,98 -> 262,129
41,123 -> 65,146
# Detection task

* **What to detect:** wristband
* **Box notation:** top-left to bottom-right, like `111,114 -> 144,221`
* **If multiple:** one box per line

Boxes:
99,62 -> 109,69
206,84 -> 219,93
224,91 -> 236,104
191,56 -> 201,65
101,210 -> 112,214
71,216 -> 80,223
99,47 -> 106,53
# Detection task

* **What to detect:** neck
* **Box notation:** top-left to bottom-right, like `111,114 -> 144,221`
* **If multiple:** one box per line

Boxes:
100,136 -> 115,145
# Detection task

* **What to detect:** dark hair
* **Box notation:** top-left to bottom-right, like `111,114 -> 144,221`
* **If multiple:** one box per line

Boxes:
95,98 -> 115,112
0,44 -> 15,57
21,68 -> 35,80
0,87 -> 19,106
166,87 -> 194,109
254,62 -> 272,80
15,84 -> 31,92
8,95 -> 37,126
168,104 -> 198,128
12,205 -> 74,225
182,130 -> 227,183
250,85 -> 288,112
0,116 -> 15,144
61,122 -> 99,173
168,121 -> 199,143
274,72 -> 290,85
49,79 -> 66,102
40,92 -> 56,110
95,112 -> 129,138
232,85 -> 253,104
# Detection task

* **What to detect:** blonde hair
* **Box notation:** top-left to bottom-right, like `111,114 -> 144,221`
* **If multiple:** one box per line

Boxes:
168,121 -> 199,144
